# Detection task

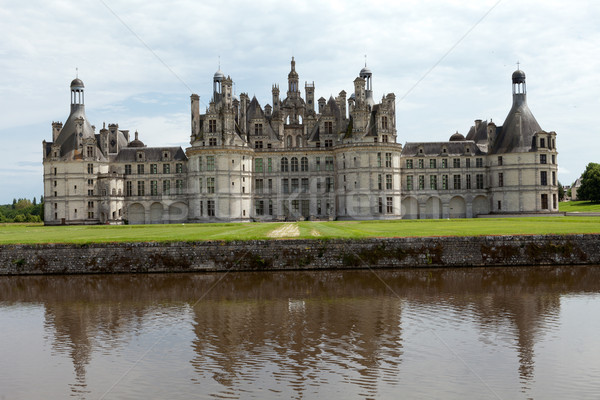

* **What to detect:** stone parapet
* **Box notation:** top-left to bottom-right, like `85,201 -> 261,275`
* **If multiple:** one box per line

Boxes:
1,235 -> 599,275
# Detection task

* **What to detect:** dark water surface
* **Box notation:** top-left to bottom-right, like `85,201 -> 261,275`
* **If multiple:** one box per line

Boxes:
2,266 -> 600,399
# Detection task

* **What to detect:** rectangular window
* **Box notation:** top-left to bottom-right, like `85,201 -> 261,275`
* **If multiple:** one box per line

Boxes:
430,159 -> 436,169
301,178 -> 309,193
419,175 -> 425,190
418,159 -> 424,169
209,138 -> 217,146
541,171 -> 547,186
198,157 -> 203,171
378,197 -> 383,214
325,121 -> 333,134
255,158 -> 263,172
454,174 -> 461,190
385,153 -> 392,168
282,179 -> 289,194
255,179 -> 264,194
317,178 -> 322,192
540,138 -> 545,148
453,158 -> 460,168
552,155 -> 556,164
268,200 -> 273,216
209,120 -> 216,133
301,157 -> 308,172
386,197 -> 393,214
137,181 -> 145,196
292,200 -> 300,214
87,163 -> 94,174
430,175 -> 437,190
378,174 -> 382,190
87,189 -> 94,196
163,180 -> 171,195
87,146 -> 94,157
206,156 -> 215,171
256,200 -> 264,216
325,139 -> 333,147
553,193 -> 557,209
381,116 -> 388,130
476,158 -> 483,168
315,157 -> 321,171
499,173 -> 504,187
377,153 -> 382,168
476,174 -> 484,189
291,157 -> 299,172
150,164 -> 157,174
552,171 -> 556,186
207,177 -> 215,193
540,154 -> 547,164
137,164 -> 144,174
176,180 -> 183,194
207,200 -> 215,216
254,123 -> 263,135
441,159 -> 447,168
466,158 -> 471,168
163,164 -> 170,174
406,159 -> 413,169
125,164 -> 132,175
541,194 -> 548,209
466,174 -> 472,189
442,175 -> 448,190
317,199 -> 322,215
498,156 -> 503,166
176,163 -> 183,173
326,177 -> 333,192
291,178 -> 299,193
254,140 -> 263,149
406,175 -> 413,191
126,181 -> 132,196
386,174 -> 392,190
151,180 -> 158,195
199,178 -> 203,193
325,157 -> 334,171
268,178 -> 273,192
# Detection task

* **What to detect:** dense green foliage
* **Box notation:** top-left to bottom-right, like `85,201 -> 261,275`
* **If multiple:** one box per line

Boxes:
1,216 -> 599,244
0,198 -> 43,223
577,163 -> 600,202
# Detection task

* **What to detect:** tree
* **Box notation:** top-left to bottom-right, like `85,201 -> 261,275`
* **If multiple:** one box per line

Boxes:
33,197 -> 37,206
577,162 -> 600,202
558,181 -> 565,201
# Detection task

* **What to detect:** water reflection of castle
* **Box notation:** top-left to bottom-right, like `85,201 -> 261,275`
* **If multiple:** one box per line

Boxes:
3,267 -> 596,398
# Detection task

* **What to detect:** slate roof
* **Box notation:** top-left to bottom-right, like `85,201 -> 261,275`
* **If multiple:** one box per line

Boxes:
112,147 -> 187,162
402,141 -> 485,156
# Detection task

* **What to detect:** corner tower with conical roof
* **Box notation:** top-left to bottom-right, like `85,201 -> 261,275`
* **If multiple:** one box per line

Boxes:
488,68 -> 559,213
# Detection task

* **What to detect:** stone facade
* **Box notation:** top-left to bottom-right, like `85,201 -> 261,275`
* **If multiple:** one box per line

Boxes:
42,60 -> 558,224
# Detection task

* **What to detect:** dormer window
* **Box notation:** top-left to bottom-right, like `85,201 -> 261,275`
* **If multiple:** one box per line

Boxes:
163,151 -> 170,160
540,138 -> 545,148
137,151 -> 144,161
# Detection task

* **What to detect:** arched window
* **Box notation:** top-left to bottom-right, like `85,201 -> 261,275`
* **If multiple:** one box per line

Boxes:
301,157 -> 308,172
291,157 -> 299,172
281,157 -> 289,172
296,136 -> 303,147
286,135 -> 292,147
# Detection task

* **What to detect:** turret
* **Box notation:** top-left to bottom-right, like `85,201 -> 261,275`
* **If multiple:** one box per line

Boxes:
70,78 -> 85,113
287,57 -> 299,98
359,65 -> 374,109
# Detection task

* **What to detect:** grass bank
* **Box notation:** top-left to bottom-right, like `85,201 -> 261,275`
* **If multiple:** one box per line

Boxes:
1,216 -> 600,244
559,201 -> 600,212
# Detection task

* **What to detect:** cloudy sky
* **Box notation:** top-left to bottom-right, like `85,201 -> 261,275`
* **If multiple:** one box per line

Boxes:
1,0 -> 599,204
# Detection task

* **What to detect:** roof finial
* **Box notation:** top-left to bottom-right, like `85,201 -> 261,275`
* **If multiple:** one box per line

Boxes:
218,55 -> 221,70
516,60 -> 520,70
364,54 -> 367,67
76,67 -> 78,78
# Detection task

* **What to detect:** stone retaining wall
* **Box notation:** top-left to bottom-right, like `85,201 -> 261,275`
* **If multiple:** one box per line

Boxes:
1,235 -> 599,275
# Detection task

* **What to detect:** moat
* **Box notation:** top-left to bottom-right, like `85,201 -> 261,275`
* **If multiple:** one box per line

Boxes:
2,266 -> 600,399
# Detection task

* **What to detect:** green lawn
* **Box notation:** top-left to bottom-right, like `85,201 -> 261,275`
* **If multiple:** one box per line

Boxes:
1,216 -> 599,244
559,201 -> 600,212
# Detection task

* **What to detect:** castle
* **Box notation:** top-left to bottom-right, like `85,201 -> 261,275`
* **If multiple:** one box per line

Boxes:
43,59 -> 559,224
